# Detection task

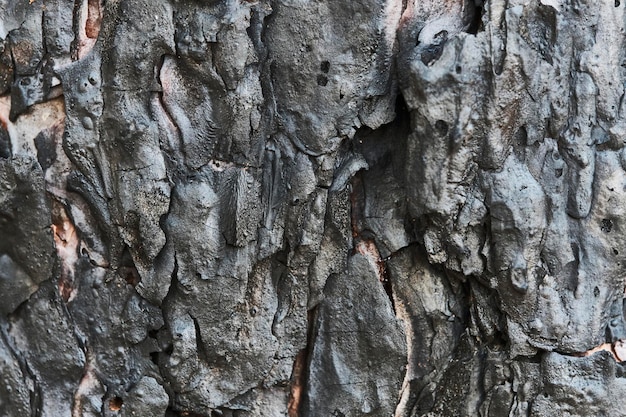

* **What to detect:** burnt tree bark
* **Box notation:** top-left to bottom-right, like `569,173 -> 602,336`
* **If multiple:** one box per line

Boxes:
1,0 -> 626,416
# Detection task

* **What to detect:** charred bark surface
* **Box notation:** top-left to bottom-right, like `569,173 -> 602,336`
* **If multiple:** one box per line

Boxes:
2,0 -> 626,416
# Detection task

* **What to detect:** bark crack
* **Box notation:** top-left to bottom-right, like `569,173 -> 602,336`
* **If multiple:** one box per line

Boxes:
349,171 -> 397,314
288,305 -> 318,417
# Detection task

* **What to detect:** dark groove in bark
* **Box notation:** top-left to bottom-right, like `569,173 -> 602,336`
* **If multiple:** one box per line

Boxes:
288,305 -> 318,417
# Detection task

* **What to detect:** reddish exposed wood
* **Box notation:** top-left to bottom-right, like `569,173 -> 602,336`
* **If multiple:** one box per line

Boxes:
288,349 -> 307,417
51,200 -> 80,303
85,0 -> 102,39
571,339 -> 626,362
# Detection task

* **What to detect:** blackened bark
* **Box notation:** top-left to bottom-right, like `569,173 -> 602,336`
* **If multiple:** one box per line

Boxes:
2,0 -> 626,416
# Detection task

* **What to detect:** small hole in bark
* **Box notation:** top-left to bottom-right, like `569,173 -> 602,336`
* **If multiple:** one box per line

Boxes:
616,0 -> 621,6
421,43 -> 444,65
434,120 -> 448,136
555,168 -> 563,177
614,248 -> 619,255
320,60 -> 330,73
456,65 -> 462,74
594,286 -> 600,297
601,219 -> 614,233
317,74 -> 328,86
109,397 -> 123,411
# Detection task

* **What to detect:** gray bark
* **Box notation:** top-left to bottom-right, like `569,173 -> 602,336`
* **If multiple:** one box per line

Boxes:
1,0 -> 626,416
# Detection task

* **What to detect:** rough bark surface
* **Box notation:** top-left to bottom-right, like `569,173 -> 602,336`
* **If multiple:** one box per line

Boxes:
1,0 -> 626,416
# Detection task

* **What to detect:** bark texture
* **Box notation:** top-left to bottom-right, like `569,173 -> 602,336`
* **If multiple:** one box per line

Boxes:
1,0 -> 626,416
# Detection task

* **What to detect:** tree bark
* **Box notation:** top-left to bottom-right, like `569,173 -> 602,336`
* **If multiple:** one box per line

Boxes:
1,0 -> 626,416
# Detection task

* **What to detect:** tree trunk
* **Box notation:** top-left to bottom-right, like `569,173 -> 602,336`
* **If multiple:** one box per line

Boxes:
1,0 -> 625,416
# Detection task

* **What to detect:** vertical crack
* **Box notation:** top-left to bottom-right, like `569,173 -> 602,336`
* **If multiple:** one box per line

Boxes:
190,313 -> 210,364
288,305 -> 318,417
50,198 -> 80,303
152,54 -> 187,175
287,350 -> 307,417
71,348 -> 98,417
70,0 -> 102,60
349,171 -> 397,314
85,0 -> 102,39
464,0 -> 484,34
